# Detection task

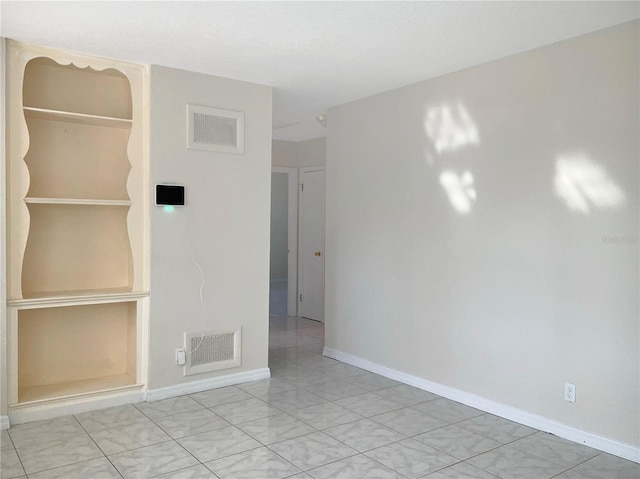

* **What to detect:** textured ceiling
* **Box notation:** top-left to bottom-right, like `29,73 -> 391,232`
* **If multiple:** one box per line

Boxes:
1,1 -> 638,141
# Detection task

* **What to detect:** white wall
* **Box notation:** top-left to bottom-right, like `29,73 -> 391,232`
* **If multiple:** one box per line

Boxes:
272,137 -> 326,168
149,65 -> 272,389
326,20 -> 639,448
270,172 -> 289,280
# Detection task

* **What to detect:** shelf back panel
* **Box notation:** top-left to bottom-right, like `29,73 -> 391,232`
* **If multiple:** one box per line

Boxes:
17,302 -> 137,401
23,57 -> 132,119
22,204 -> 133,297
25,117 -> 131,200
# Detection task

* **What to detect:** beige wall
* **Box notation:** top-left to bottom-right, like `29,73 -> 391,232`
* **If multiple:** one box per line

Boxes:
149,65 -> 272,389
1,38 -> 7,419
272,140 -> 297,168
326,21 -> 639,447
297,137 -> 327,167
272,137 -> 326,168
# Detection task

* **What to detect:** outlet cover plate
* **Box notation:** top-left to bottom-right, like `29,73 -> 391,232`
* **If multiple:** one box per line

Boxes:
565,382 -> 576,403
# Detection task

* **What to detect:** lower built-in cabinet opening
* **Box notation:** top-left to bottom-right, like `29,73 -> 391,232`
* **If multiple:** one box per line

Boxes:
22,203 -> 133,298
17,302 -> 137,403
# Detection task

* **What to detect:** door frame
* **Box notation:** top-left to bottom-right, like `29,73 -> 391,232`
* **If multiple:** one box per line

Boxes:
298,165 -> 326,321
272,167 -> 298,317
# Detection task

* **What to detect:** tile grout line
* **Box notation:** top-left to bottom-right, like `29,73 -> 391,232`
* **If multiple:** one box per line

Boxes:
71,415 -> 125,479
308,431 -> 416,478
200,443 -> 265,474
547,453 -> 604,479
76,414 -> 176,455
170,434 -> 223,477
5,429 -> 28,479
148,406 -> 234,442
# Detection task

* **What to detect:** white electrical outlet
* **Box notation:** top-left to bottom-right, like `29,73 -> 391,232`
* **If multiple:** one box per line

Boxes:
565,383 -> 576,403
176,347 -> 186,366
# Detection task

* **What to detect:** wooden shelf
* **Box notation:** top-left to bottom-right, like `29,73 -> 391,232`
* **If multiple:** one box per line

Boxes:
24,106 -> 132,129
9,290 -> 148,308
25,197 -> 131,206
18,373 -> 138,404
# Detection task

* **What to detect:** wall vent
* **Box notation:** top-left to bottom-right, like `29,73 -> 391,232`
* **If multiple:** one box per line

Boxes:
183,328 -> 241,376
187,104 -> 244,154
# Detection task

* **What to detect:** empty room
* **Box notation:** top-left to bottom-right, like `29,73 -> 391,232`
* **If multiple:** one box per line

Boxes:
0,2 -> 638,478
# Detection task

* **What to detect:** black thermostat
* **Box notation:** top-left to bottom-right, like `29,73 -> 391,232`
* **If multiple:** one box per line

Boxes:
155,184 -> 185,206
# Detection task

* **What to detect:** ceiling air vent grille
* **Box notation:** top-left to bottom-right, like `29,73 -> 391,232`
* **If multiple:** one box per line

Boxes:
187,105 -> 244,154
184,328 -> 242,376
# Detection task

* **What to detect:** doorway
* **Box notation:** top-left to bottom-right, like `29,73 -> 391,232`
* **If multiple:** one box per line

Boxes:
270,167 -> 298,317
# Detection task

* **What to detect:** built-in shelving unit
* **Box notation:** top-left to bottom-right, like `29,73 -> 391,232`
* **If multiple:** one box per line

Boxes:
6,41 -> 148,410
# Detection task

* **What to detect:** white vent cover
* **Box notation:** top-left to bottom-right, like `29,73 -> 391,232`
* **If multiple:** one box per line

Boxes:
187,104 -> 245,154
183,328 -> 242,376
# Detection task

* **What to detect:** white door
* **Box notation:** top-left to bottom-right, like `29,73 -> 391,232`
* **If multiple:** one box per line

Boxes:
298,167 -> 325,321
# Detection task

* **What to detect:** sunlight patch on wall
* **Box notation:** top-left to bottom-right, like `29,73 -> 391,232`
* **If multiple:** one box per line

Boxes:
439,170 -> 476,214
423,101 -> 480,215
424,102 -> 479,154
554,154 -> 625,215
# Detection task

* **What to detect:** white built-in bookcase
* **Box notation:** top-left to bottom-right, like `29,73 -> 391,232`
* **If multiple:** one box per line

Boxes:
6,41 -> 148,410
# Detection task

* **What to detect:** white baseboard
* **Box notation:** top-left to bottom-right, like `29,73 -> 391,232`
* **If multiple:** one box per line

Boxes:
323,347 -> 640,464
8,389 -> 145,425
5,368 -> 271,427
146,368 -> 271,402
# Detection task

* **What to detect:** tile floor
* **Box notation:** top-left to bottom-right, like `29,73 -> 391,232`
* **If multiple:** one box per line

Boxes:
1,316 -> 639,478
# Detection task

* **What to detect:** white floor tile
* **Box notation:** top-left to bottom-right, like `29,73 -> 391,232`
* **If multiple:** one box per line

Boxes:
109,440 -> 198,479
205,446 -> 301,479
27,457 -> 121,479
177,426 -> 261,463
364,438 -> 458,479
269,432 -> 357,470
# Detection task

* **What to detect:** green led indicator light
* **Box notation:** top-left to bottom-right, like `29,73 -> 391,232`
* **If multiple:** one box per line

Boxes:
163,205 -> 175,213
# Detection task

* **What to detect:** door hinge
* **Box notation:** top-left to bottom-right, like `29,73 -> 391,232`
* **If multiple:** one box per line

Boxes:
299,294 -> 302,301
301,183 -> 304,192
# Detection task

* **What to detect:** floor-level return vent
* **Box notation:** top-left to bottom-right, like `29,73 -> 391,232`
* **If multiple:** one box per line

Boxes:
184,328 -> 241,376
